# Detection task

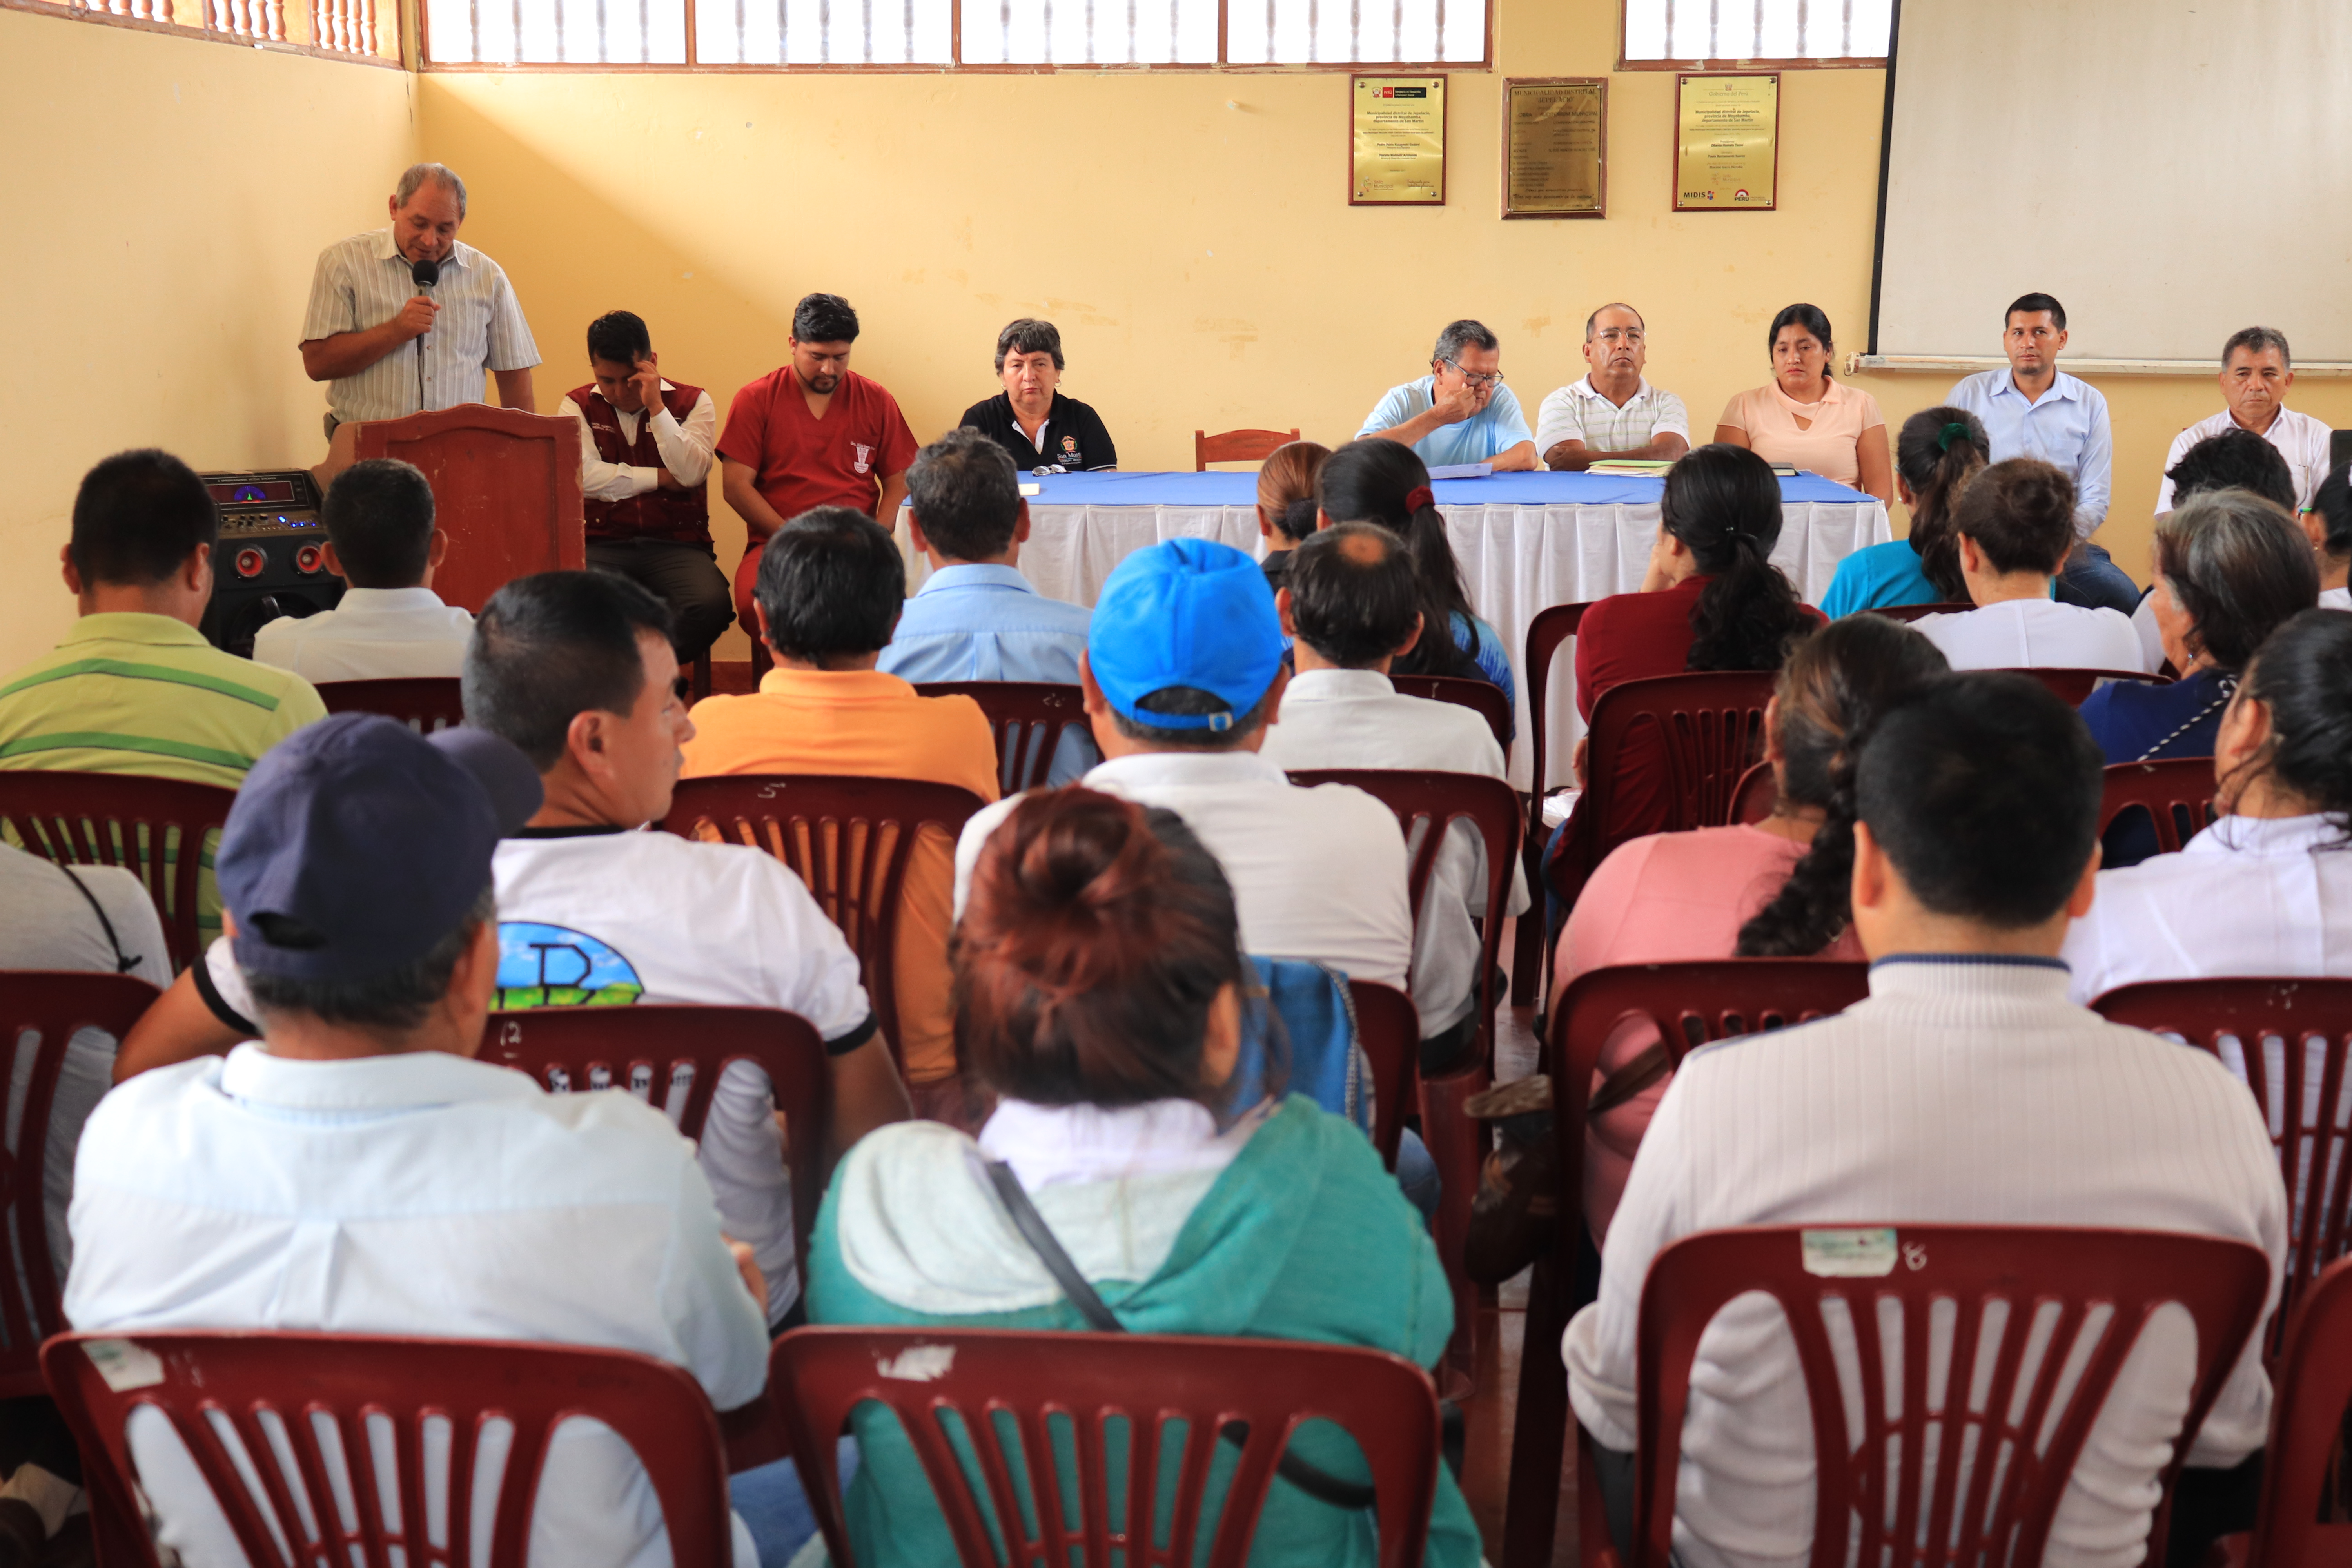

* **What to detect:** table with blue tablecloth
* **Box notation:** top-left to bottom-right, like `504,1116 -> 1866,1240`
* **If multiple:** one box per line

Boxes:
897,468 -> 1890,789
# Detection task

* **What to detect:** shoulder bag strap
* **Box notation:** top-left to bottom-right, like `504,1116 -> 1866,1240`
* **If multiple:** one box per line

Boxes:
980,1158 -> 1377,1513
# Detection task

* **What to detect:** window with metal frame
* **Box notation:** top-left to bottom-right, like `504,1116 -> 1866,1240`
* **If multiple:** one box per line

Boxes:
4,0 -> 400,60
420,0 -> 1483,63
1621,0 -> 1889,67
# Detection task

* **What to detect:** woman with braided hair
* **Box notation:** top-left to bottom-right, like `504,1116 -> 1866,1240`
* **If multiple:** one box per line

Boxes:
806,786 -> 1482,1568
1818,405 -> 1990,616
1553,614 -> 1949,1242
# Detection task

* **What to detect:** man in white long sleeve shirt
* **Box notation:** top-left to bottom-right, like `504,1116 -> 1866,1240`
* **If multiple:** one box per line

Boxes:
557,310 -> 728,663
1566,671 -> 2285,1568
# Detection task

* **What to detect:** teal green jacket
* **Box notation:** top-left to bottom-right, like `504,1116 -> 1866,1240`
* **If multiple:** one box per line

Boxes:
806,1095 -> 1483,1568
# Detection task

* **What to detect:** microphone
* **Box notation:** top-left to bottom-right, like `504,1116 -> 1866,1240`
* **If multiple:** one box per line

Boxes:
409,257 -> 439,413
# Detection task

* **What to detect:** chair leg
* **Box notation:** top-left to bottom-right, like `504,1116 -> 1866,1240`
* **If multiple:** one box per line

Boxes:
1419,1054 -> 1492,1372
691,653 -> 713,702
1501,1248 -> 1572,1568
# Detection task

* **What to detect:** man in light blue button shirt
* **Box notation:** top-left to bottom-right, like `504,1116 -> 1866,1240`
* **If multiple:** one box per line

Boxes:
1357,319 -> 1540,471
879,428 -> 1098,781
1946,293 -> 2138,612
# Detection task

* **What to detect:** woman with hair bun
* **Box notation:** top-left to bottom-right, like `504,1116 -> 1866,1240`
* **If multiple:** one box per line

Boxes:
1555,615 -> 1947,1241
1819,405 -> 1989,616
1255,439 -> 1331,592
2304,461 -> 2352,610
807,787 -> 1480,1568
2065,609 -> 2352,1003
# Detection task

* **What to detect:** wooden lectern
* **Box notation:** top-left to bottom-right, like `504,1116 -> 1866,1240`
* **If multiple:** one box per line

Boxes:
349,406 -> 584,613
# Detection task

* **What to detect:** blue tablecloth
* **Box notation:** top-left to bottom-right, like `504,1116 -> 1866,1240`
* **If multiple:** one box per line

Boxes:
1027,468 -> 1877,508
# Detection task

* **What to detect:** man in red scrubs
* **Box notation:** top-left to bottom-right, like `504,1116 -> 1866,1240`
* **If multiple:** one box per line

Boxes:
717,293 -> 919,634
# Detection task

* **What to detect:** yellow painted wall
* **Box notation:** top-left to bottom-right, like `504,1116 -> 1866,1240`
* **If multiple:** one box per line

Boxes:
0,7 -> 417,668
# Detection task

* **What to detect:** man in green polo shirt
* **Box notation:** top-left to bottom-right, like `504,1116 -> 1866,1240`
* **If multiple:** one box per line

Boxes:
0,450 -> 326,786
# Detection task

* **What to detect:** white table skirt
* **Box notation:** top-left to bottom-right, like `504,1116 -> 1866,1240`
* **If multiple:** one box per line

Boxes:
901,496 -> 1892,790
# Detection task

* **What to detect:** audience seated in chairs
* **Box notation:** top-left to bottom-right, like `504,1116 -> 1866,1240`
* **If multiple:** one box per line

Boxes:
877,428 -> 1095,782
683,508 -> 999,1129
1317,440 -> 1519,733
64,714 -> 782,1567
2065,609 -> 2352,1004
250,457 -> 474,682
809,786 -> 1483,1568
2307,462 -> 2352,610
1257,521 -> 1528,1074
119,570 -> 912,1333
2131,429 -> 2302,666
1817,406 -> 1988,617
1911,457 -> 2152,673
1254,439 -> 1330,593
1570,443 -> 1824,839
1553,615 -> 1947,1253
1566,671 -> 2285,1568
953,537 -> 1413,1044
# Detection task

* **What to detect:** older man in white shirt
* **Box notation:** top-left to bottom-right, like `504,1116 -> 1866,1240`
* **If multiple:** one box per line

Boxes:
1255,523 -> 1526,1067
955,538 -> 1413,1002
1568,672 -> 2285,1568
2155,327 -> 2336,514
1535,303 -> 1691,473
250,458 -> 475,682
299,163 -> 540,439
65,713 -> 773,1568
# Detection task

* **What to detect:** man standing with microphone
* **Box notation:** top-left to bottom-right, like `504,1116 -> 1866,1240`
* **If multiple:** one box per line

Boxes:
299,163 -> 541,442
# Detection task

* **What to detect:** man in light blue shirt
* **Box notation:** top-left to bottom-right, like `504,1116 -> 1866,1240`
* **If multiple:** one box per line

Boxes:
879,428 -> 1097,781
1946,292 -> 2137,613
1357,319 -> 1540,471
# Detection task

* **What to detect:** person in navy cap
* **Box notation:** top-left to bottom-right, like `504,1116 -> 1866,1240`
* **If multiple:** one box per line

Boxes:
63,713 -> 776,1568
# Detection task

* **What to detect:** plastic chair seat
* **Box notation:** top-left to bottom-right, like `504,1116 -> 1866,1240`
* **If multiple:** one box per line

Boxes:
1387,674 -> 1512,752
2233,1254 -> 2352,1565
2011,667 -> 2172,706
316,677 -> 466,732
1514,602 -> 1592,1008
2098,758 -> 2218,855
1194,427 -> 1300,468
0,772 -> 237,973
913,681 -> 1090,792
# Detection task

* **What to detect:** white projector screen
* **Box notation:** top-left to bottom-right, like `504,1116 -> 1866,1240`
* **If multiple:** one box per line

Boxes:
1873,0 -> 2352,368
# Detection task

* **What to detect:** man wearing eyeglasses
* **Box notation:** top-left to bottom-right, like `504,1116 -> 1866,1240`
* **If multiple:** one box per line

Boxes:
1357,319 -> 1540,472
1535,303 -> 1691,472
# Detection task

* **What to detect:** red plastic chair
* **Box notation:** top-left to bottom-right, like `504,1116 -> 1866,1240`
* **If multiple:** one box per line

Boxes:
44,1330 -> 734,1568
316,677 -> 467,733
1866,601 -> 1973,623
0,972 -> 159,1398
1387,673 -> 1512,752
769,1326 -> 1442,1568
914,681 -> 1091,792
2098,758 -> 2218,855
2091,977 -> 2352,1356
1503,958 -> 1871,1568
1730,759 -> 1776,824
1194,426 -> 1301,469
1545,671 -> 1779,914
0,772 -> 236,973
1287,769 -> 1523,1364
2009,667 -> 2172,706
2232,1254 -> 2352,1566
1513,603 -> 1593,1004
1585,1225 -> 2270,1568
662,776 -> 986,1063
1347,978 -> 1416,1172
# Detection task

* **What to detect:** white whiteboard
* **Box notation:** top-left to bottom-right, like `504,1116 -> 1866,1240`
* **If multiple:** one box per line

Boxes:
1874,0 -> 2352,366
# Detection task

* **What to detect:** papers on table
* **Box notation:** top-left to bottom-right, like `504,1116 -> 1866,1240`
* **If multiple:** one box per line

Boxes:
1426,463 -> 1495,480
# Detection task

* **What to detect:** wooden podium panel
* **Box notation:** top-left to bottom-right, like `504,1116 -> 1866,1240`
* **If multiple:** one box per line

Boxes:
350,406 -> 584,614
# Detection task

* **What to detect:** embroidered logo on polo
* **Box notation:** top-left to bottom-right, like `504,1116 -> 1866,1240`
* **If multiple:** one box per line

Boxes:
494,922 -> 644,1009
852,441 -> 874,475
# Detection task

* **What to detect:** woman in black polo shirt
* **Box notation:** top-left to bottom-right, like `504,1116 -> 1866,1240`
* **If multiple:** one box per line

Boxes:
960,318 -> 1118,474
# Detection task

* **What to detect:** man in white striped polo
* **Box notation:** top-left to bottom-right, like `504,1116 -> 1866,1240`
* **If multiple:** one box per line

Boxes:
299,162 -> 541,440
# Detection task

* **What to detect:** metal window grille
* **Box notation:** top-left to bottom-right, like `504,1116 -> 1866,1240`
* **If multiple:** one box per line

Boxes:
1621,0 -> 1890,62
426,0 -> 684,61
1226,0 -> 1481,63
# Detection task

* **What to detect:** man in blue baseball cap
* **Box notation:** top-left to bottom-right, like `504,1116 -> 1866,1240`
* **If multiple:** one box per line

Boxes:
64,713 -> 775,1568
953,536 -> 1414,1006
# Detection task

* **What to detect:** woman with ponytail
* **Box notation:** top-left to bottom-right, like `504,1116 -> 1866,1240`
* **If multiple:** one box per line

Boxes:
1570,443 -> 1823,841
1553,616 -> 1947,1241
808,787 -> 1481,1568
2065,608 -> 2352,1004
1819,407 -> 1989,615
1317,439 -> 1518,730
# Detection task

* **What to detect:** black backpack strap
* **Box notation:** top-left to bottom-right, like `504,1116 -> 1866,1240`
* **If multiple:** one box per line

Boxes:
53,862 -> 140,975
980,1158 -> 1378,1514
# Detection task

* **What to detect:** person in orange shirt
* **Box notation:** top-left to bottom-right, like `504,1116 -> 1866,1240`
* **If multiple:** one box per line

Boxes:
681,507 -> 1000,1129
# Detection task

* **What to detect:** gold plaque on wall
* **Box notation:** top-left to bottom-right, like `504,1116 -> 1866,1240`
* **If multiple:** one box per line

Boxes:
1350,74 -> 1448,207
1674,73 -> 1779,212
1502,78 -> 1607,218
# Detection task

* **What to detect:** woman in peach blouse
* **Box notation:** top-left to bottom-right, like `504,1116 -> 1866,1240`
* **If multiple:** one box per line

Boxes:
1715,302 -> 1895,502
1553,613 -> 1947,1242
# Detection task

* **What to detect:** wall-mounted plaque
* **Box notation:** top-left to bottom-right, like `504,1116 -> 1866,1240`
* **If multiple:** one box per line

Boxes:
1674,72 -> 1779,212
1503,78 -> 1606,218
1350,74 -> 1448,206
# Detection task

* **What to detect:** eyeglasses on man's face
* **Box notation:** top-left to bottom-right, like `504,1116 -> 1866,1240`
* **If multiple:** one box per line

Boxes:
1441,359 -> 1504,390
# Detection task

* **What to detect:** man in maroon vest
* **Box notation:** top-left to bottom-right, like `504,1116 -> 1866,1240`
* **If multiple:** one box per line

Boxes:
557,311 -> 729,662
